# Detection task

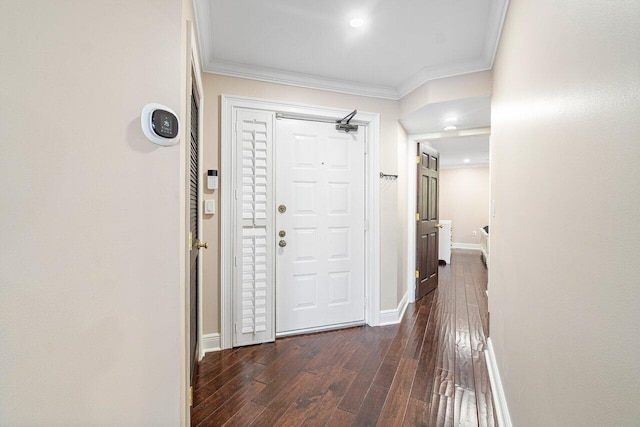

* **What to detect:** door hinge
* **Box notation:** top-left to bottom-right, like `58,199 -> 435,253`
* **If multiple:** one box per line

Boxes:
415,270 -> 419,279
416,156 -> 420,164
188,386 -> 193,407
364,221 -> 369,232
415,213 -> 420,221
235,322 -> 238,334
234,255 -> 237,267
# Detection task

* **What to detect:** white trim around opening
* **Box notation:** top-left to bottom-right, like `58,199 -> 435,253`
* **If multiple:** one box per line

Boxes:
220,95 -> 381,350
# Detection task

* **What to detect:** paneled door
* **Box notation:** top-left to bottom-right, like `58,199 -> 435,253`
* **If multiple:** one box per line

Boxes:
415,143 -> 439,300
275,119 -> 365,334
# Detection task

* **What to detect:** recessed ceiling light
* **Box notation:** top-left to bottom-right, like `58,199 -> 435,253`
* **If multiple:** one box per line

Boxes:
350,17 -> 364,28
444,125 -> 457,131
445,116 -> 457,122
464,158 -> 471,163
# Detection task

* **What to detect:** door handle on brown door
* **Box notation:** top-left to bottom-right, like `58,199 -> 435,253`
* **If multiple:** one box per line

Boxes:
435,223 -> 443,228
195,240 -> 208,249
279,240 -> 287,247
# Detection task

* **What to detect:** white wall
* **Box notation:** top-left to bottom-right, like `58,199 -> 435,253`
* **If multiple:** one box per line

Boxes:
439,167 -> 490,245
0,1 -> 192,424
490,1 -> 640,425
396,124 -> 409,303
400,70 -> 493,118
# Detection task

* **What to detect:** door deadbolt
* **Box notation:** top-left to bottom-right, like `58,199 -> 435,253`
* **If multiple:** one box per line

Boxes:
279,230 -> 286,238
279,240 -> 287,247
278,205 -> 287,213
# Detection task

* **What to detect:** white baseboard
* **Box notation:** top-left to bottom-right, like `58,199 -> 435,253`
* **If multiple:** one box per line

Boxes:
485,338 -> 513,427
201,333 -> 221,354
379,291 -> 409,326
452,242 -> 482,250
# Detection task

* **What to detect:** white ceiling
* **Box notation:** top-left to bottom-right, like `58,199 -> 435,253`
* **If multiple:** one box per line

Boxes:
402,96 -> 492,168
193,0 -> 509,99
400,95 -> 491,135
431,136 -> 490,169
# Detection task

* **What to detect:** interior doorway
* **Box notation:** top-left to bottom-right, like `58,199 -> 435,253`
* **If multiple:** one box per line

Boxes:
406,129 -> 491,304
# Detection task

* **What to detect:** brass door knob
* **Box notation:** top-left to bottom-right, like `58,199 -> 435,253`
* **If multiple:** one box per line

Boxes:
278,240 -> 287,247
435,223 -> 444,229
195,240 -> 208,249
279,230 -> 286,237
278,205 -> 287,213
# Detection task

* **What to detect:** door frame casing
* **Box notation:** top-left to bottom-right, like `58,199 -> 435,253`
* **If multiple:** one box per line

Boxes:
220,95 -> 381,350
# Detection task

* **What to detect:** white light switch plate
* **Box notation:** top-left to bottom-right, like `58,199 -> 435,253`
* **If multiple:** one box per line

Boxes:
204,199 -> 215,215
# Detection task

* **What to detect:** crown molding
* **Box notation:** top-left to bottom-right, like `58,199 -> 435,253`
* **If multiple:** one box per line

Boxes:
204,59 -> 400,99
194,0 -> 509,101
396,59 -> 493,99
485,0 -> 511,66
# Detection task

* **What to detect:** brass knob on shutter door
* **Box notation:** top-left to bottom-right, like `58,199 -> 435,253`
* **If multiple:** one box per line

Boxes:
195,240 -> 208,249
278,205 -> 287,213
279,240 -> 287,247
279,230 -> 286,238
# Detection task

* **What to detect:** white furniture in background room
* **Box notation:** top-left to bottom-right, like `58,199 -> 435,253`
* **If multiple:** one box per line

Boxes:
480,226 -> 489,268
438,220 -> 452,264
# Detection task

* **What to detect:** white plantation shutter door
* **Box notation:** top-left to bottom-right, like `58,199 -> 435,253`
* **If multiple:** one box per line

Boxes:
233,109 -> 275,346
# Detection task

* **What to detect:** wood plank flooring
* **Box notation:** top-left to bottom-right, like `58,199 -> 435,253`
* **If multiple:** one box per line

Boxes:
192,250 -> 495,426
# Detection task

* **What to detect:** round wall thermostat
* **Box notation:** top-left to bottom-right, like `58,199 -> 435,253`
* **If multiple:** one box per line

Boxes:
141,103 -> 180,146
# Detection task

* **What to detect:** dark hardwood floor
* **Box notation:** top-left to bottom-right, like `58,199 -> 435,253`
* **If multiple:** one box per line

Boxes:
192,250 -> 495,426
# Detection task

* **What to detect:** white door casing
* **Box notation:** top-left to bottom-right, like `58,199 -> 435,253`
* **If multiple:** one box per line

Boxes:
275,119 -> 365,335
220,95 -> 381,350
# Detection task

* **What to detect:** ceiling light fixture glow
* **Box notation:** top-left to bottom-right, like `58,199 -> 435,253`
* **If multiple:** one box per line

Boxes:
444,125 -> 457,131
445,116 -> 457,122
350,17 -> 364,28
464,158 -> 471,163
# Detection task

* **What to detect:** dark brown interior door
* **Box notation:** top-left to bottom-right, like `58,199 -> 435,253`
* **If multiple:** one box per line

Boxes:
189,79 -> 200,382
415,143 -> 439,300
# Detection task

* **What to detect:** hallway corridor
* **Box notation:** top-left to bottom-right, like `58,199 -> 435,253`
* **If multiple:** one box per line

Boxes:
191,250 -> 495,426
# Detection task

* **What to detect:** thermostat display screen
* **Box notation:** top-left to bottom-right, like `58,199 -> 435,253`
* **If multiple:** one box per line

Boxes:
151,109 -> 179,139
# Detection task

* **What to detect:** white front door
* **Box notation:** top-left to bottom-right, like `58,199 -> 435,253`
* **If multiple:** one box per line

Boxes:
275,119 -> 365,334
